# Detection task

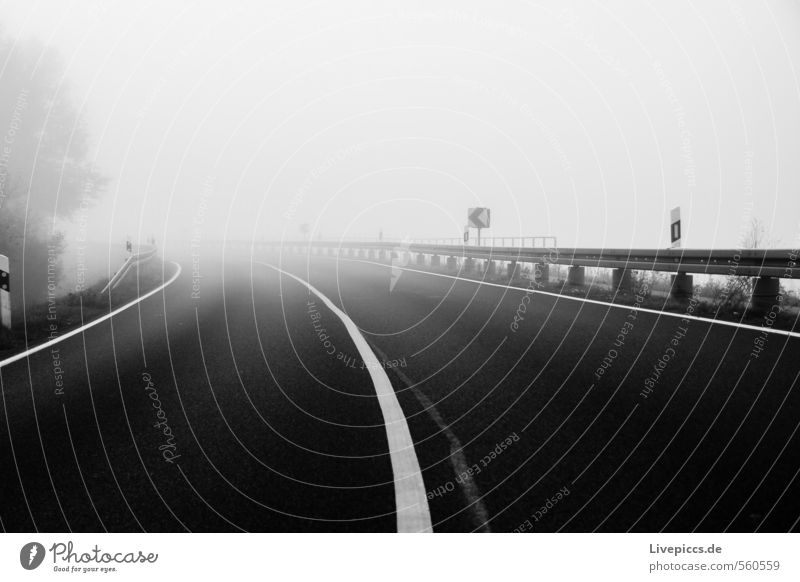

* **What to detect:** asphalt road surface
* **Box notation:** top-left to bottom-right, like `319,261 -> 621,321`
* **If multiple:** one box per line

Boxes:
1,248 -> 799,532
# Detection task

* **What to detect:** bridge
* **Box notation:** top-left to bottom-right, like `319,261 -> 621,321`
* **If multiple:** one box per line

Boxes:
237,239 -> 798,311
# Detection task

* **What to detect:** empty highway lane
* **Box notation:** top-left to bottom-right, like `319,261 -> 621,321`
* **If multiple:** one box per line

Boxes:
1,251 -> 798,532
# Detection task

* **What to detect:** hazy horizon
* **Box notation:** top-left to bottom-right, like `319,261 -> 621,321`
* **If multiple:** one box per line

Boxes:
2,0 -> 800,251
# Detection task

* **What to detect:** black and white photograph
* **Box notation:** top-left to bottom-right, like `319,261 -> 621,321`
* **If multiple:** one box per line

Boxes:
0,1 -> 798,579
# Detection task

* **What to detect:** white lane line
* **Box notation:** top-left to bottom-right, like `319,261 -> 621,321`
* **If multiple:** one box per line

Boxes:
0,262 -> 183,369
369,339 -> 491,532
261,262 -> 432,533
322,256 -> 800,339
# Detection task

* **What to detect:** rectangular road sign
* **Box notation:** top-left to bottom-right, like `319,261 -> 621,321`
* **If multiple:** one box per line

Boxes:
0,254 -> 10,330
468,207 -> 491,229
670,207 -> 681,248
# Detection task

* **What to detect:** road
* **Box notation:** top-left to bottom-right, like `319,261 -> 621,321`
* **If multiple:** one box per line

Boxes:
1,248 -> 799,532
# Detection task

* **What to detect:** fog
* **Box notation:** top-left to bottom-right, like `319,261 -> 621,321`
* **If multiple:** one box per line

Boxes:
2,0 -> 800,272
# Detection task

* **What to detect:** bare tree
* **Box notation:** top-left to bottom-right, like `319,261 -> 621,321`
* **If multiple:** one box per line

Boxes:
713,217 -> 775,311
742,217 -> 777,249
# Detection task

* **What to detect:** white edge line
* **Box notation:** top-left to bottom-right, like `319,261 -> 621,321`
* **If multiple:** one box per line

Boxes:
0,261 -> 183,369
323,256 -> 800,340
260,262 -> 433,533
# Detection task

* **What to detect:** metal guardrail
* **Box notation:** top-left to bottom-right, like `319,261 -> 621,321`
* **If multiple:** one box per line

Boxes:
242,240 -> 798,279
101,246 -> 158,294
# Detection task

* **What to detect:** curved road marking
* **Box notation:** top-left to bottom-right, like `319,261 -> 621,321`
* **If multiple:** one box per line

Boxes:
261,262 -> 432,533
0,261 -> 183,369
369,339 -> 491,532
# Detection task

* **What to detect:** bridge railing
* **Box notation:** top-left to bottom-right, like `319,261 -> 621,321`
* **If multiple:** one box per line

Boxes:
410,237 -> 557,248
321,236 -> 557,248
241,240 -> 797,279
220,238 -> 797,310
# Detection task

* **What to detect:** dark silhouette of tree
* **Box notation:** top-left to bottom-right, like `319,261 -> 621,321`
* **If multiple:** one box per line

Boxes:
0,31 -> 106,321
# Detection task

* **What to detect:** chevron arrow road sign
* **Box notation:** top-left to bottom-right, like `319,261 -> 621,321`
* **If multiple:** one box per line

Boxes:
468,207 -> 491,229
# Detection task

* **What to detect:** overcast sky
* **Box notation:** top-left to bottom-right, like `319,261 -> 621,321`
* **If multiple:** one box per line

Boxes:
3,0 -> 800,249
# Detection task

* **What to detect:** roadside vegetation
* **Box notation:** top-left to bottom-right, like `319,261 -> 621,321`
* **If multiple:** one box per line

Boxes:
0,259 -> 168,356
1,31 -> 108,318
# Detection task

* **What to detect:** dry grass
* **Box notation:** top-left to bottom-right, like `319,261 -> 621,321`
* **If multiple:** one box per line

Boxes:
0,260 -> 168,356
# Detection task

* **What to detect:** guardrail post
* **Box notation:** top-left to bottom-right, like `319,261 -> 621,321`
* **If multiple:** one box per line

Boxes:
507,261 -> 520,281
670,272 -> 694,300
485,260 -> 497,277
416,253 -> 426,266
464,258 -> 475,273
612,268 -> 632,292
567,266 -> 585,286
534,263 -> 549,285
101,246 -> 158,294
750,276 -> 780,313
0,253 -> 10,330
